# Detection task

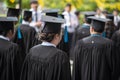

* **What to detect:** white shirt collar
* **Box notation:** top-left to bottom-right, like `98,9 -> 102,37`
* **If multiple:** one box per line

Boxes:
83,23 -> 90,26
41,42 -> 56,47
0,35 -> 10,41
22,20 -> 30,25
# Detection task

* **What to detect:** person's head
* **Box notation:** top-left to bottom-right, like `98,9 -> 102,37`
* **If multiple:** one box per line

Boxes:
0,17 -> 18,39
0,22 -> 15,39
40,23 -> 62,46
113,9 -> 119,16
75,11 -> 80,19
23,11 -> 32,22
88,17 -> 111,34
90,21 -> 105,34
96,8 -> 102,15
84,14 -> 92,24
65,3 -> 72,12
30,1 -> 38,11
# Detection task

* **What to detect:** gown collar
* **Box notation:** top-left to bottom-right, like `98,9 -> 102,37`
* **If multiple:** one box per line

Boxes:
22,20 -> 30,25
0,35 -> 10,41
91,33 -> 101,37
41,42 -> 56,47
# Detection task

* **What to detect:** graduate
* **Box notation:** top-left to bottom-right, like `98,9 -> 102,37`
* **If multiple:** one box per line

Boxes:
70,13 -> 95,59
0,17 -> 22,80
42,9 -> 70,56
73,16 -> 117,80
20,15 -> 71,80
111,21 -> 120,78
13,10 -> 41,55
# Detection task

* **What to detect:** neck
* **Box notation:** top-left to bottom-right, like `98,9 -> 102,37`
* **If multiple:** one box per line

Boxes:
91,32 -> 101,35
50,41 -> 57,46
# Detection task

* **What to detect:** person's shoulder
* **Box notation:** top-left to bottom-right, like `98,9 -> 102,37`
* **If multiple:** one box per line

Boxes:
104,37 -> 113,42
30,44 -> 41,51
114,30 -> 120,35
9,42 -> 19,49
21,24 -> 36,31
48,47 -> 68,59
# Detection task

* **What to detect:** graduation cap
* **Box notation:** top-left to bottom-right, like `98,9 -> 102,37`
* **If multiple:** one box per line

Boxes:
0,17 -> 18,32
58,14 -> 64,19
88,16 -> 111,32
42,9 -> 60,17
83,12 -> 96,24
41,15 -> 65,33
7,8 -> 21,18
107,14 -> 114,21
23,10 -> 32,20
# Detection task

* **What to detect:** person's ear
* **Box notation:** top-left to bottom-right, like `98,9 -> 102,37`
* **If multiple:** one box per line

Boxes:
29,18 -> 32,22
90,26 -> 94,33
8,30 -> 14,39
54,34 -> 59,40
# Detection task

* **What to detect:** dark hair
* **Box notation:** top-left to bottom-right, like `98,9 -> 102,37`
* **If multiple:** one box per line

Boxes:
40,28 -> 61,42
66,3 -> 72,7
85,18 -> 91,24
30,1 -> 38,5
40,32 -> 61,42
75,11 -> 80,16
92,22 -> 104,33
113,9 -> 119,13
92,26 -> 104,33
40,33 -> 56,42
23,15 -> 32,21
0,28 -> 14,37
0,22 -> 14,37
102,10 -> 108,14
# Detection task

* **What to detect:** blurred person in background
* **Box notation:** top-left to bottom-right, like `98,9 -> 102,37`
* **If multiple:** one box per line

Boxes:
102,10 -> 108,19
30,0 -> 43,32
62,3 -> 78,56
95,8 -> 105,18
113,9 -> 120,30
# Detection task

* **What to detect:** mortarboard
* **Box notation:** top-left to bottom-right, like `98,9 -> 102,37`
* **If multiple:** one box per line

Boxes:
107,14 -> 114,21
7,8 -> 21,18
58,14 -> 64,19
0,17 -> 18,31
41,15 -> 65,33
83,12 -> 96,24
42,9 -> 60,17
88,16 -> 111,32
23,10 -> 32,20
83,11 -> 96,18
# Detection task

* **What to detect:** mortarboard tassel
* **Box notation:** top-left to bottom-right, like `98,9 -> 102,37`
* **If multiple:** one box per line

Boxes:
17,15 -> 22,39
102,32 -> 106,38
64,26 -> 68,43
17,27 -> 22,39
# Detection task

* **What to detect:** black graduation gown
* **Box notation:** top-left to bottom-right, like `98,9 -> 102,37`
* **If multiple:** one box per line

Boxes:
111,30 -> 120,78
104,24 -> 115,39
73,36 -> 117,80
20,45 -> 71,80
70,26 -> 90,59
0,38 -> 22,80
13,24 -> 41,55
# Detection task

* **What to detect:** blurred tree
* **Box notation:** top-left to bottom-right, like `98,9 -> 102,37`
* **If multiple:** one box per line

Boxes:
5,0 -> 30,9
5,0 -> 17,8
22,0 -> 30,9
